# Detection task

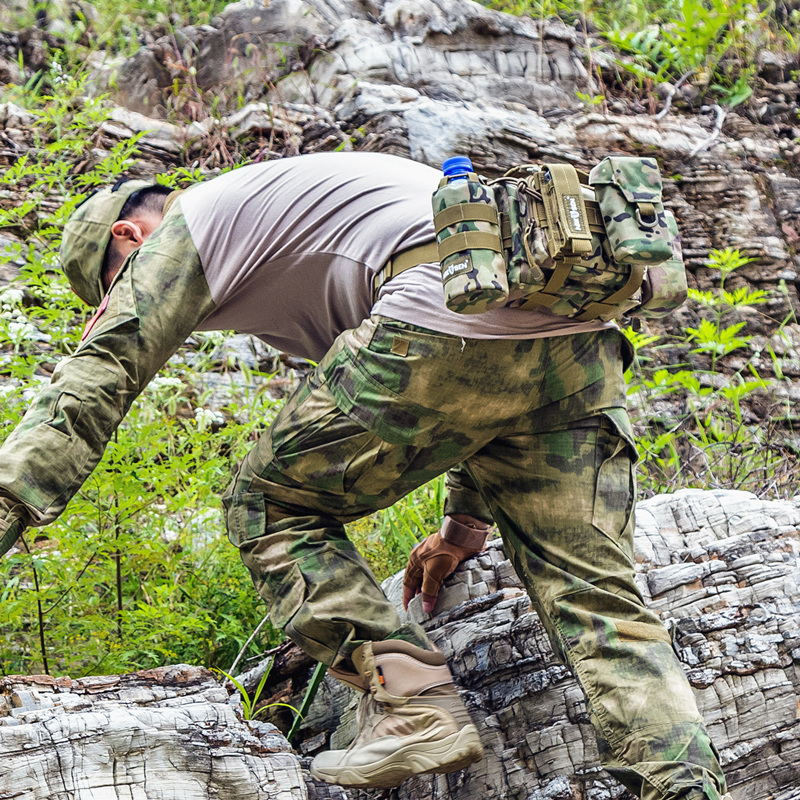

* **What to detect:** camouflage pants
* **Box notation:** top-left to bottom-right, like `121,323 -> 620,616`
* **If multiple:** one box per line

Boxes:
222,316 -> 726,800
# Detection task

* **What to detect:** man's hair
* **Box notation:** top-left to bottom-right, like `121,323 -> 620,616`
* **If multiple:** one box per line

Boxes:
103,182 -> 173,277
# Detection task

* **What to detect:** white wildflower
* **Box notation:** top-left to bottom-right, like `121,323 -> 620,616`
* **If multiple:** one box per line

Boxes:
7,321 -> 37,345
194,407 -> 224,432
0,289 -> 23,306
50,59 -> 67,86
147,376 -> 184,392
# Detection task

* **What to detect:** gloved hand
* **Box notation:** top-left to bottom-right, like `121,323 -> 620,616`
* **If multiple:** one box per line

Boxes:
403,515 -> 491,615
0,496 -> 29,558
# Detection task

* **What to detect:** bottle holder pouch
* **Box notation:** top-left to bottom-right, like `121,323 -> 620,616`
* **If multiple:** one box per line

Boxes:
432,172 -> 509,314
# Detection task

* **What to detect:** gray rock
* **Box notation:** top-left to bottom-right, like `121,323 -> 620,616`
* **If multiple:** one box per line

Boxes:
296,490 -> 800,800
0,665 -> 306,799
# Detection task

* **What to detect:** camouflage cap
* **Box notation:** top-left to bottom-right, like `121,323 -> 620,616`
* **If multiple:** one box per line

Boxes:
60,179 -> 157,307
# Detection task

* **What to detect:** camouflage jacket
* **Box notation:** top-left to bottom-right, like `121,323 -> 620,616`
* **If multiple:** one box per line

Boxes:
0,206 -> 214,539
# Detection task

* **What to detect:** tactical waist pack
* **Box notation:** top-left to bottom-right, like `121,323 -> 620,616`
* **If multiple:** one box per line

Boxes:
430,156 -> 687,321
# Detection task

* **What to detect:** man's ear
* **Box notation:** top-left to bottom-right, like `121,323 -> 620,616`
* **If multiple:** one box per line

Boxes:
110,219 -> 146,245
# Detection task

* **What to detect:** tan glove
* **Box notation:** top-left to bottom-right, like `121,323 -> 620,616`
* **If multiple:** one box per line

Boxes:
0,496 -> 30,558
403,515 -> 491,614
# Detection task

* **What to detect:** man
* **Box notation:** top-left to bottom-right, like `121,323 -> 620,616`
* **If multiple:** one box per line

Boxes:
0,152 -> 728,797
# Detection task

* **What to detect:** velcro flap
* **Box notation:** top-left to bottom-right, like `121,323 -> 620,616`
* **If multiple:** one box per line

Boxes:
588,156 -> 663,204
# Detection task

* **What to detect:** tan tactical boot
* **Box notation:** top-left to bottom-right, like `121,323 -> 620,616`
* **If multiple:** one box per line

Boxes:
310,640 -> 484,788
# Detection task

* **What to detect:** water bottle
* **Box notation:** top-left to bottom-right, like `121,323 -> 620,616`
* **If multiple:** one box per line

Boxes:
431,156 -> 509,314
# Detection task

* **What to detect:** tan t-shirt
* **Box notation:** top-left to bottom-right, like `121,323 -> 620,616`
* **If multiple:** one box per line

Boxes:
180,152 -> 611,361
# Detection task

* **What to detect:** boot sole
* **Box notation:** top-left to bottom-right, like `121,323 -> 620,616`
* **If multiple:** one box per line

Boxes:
310,724 -> 484,789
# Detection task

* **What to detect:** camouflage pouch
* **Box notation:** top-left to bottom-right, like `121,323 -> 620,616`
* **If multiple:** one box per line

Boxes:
494,177 -> 547,300
634,210 -> 688,318
588,157 -> 673,266
432,170 -> 509,314
442,158 -> 688,322
494,165 -> 642,321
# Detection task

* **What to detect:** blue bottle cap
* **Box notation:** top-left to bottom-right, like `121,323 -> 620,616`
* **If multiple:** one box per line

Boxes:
442,156 -> 473,177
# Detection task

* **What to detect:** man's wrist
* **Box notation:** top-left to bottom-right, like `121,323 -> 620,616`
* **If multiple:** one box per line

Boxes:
0,515 -> 26,557
440,516 -> 491,551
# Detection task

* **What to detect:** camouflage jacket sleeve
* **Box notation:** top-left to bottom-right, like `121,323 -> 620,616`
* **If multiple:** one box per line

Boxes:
0,206 -> 216,529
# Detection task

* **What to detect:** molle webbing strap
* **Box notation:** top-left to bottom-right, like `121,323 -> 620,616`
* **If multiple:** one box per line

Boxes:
437,231 -> 502,260
433,200 -> 503,260
515,257 -> 580,310
434,203 -> 498,231
575,262 -> 647,321
518,172 -> 606,311
372,241 -> 440,302
584,201 -> 604,231
500,212 -> 513,250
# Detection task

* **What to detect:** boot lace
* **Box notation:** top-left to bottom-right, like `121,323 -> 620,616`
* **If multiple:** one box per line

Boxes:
347,689 -> 385,750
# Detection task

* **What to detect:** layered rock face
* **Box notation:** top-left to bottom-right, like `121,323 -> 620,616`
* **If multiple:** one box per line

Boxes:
299,490 -> 800,800
0,665 -> 306,800
4,490 -> 799,799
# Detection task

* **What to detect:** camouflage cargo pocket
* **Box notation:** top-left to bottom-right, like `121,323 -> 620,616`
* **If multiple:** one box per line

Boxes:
322,331 -> 444,446
223,490 -> 306,628
224,490 -> 267,547
592,410 -> 638,544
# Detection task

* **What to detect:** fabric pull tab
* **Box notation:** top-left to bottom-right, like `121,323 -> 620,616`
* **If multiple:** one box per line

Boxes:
391,337 -> 410,357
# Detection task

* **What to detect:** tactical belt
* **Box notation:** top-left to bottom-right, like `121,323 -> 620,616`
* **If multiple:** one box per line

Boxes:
372,241 -> 440,303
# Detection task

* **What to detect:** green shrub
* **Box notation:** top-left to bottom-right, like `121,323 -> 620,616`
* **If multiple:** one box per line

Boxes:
625,247 -> 797,497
